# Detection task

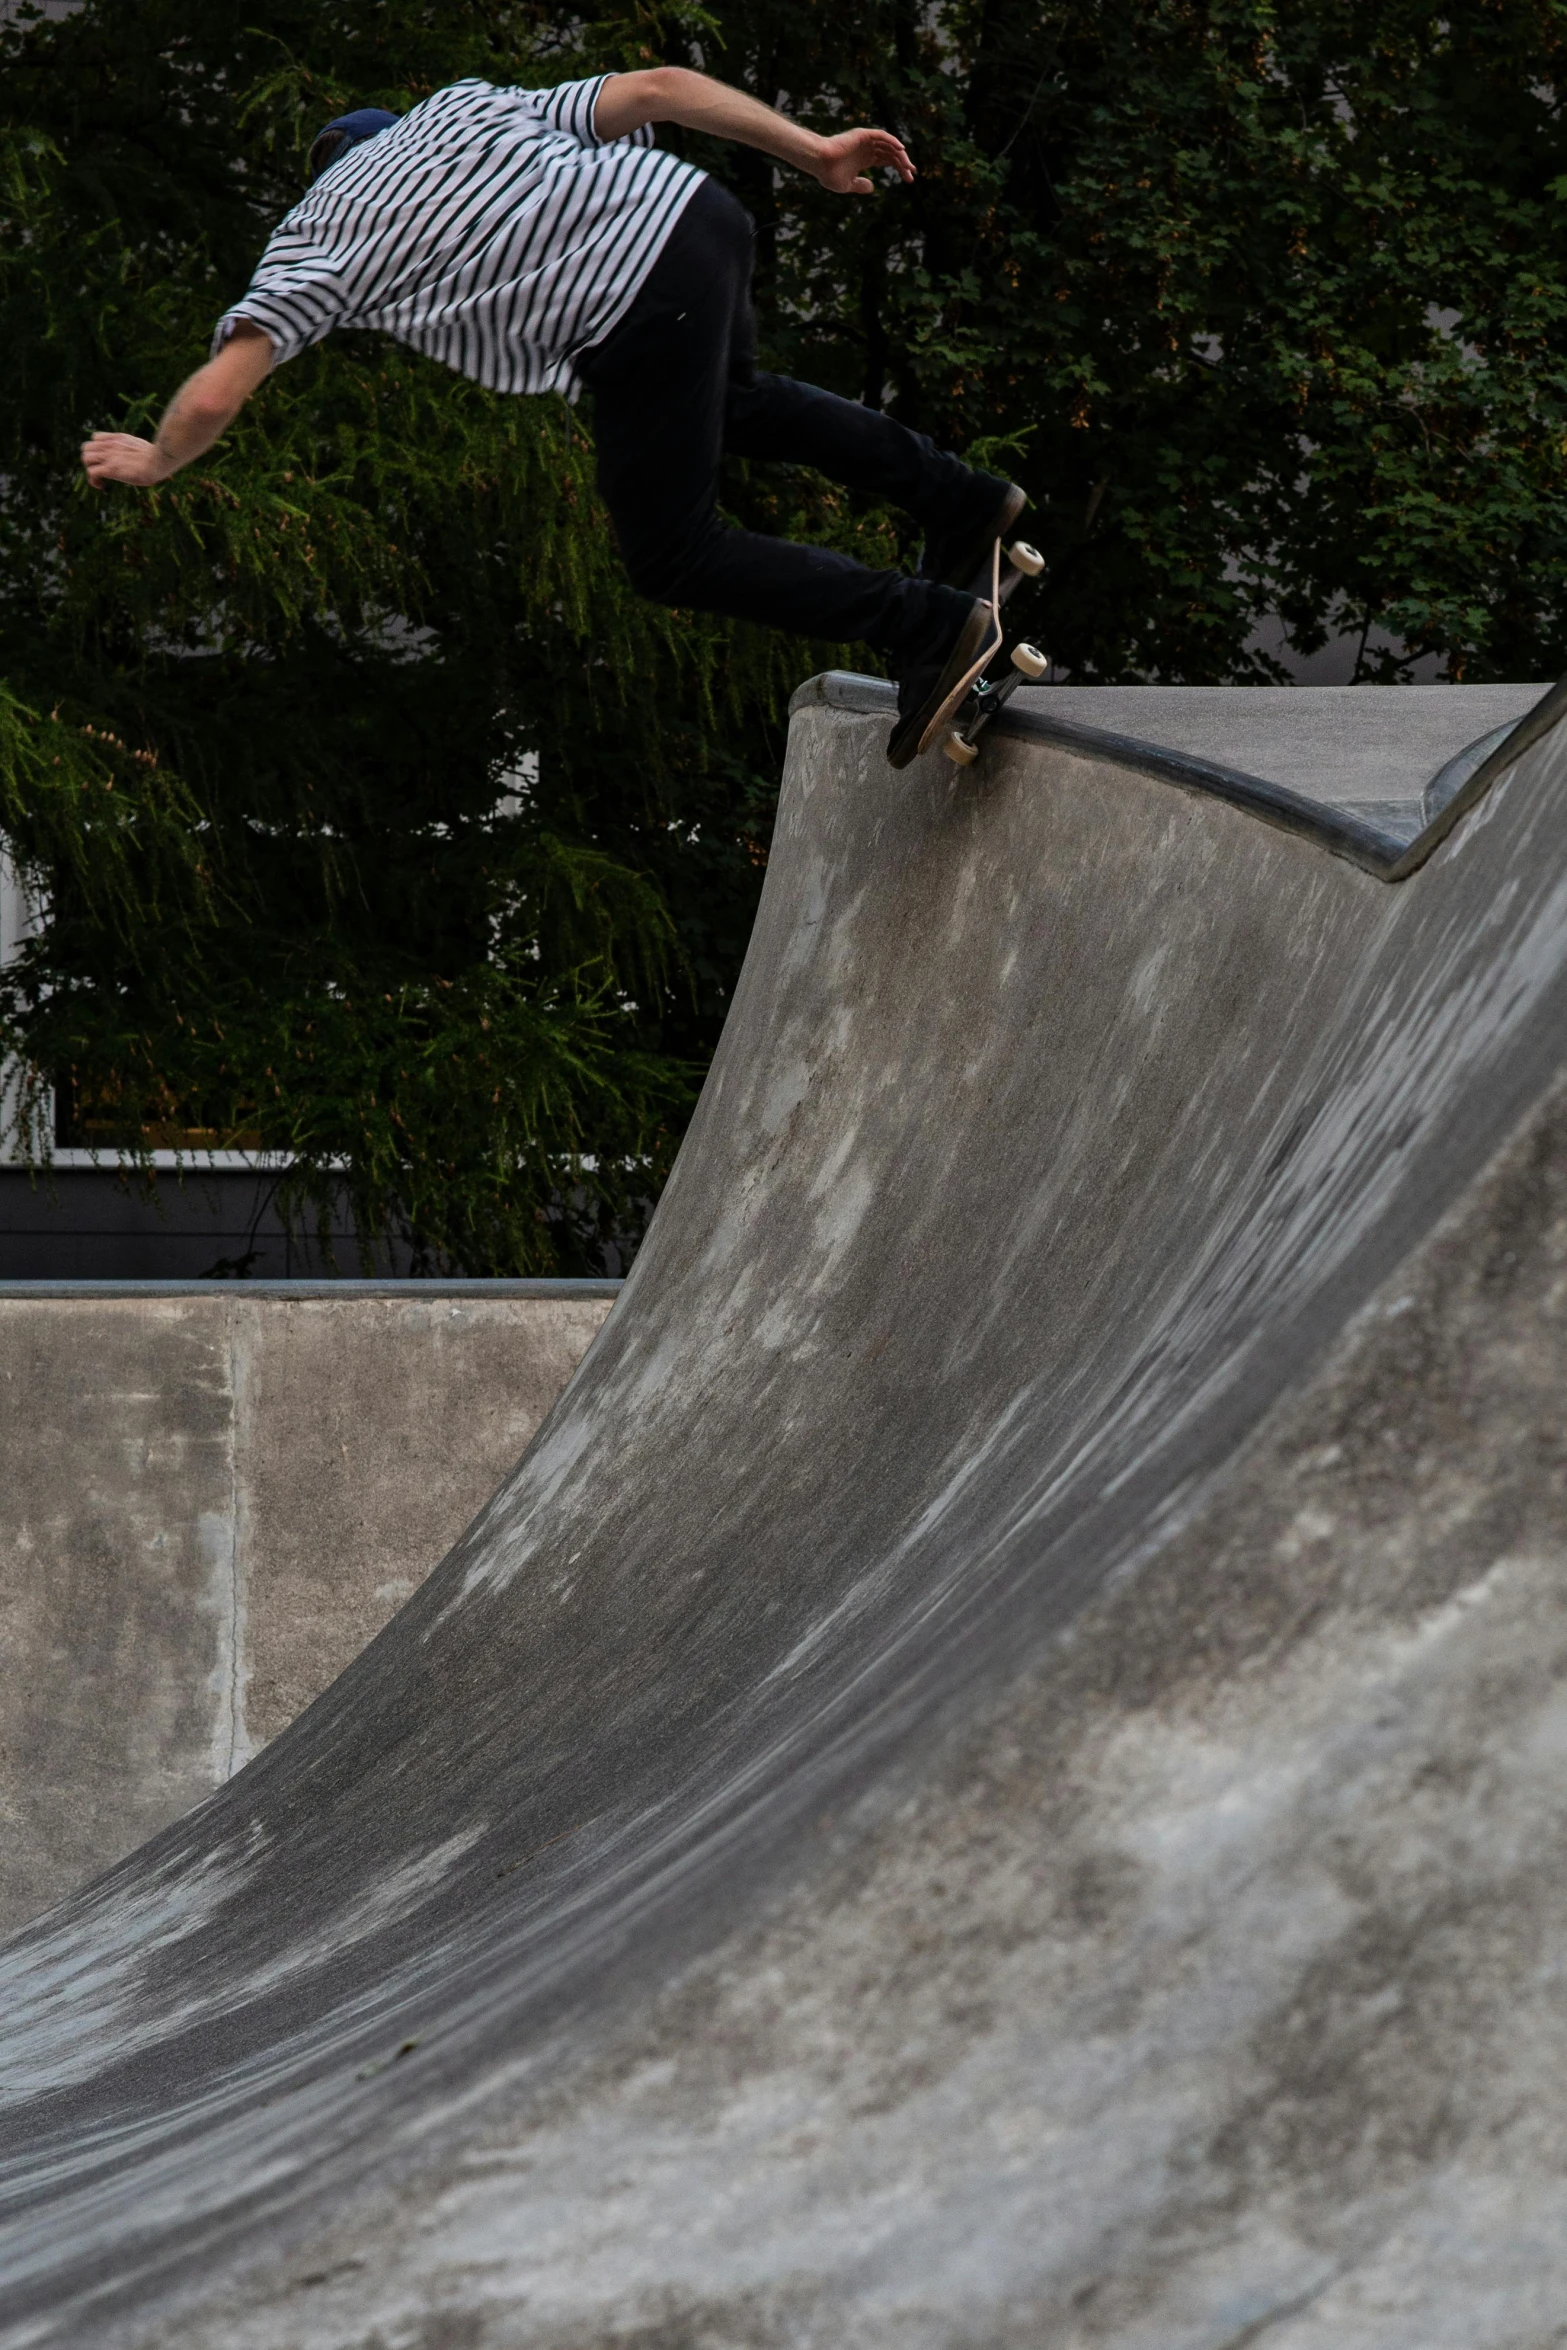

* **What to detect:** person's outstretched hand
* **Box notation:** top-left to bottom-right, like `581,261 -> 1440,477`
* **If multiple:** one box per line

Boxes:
812,127 -> 914,194
81,433 -> 175,488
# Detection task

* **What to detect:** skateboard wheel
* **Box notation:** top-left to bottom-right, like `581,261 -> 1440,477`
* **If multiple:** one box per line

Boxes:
1007,539 -> 1045,578
943,732 -> 980,766
1010,642 -> 1049,681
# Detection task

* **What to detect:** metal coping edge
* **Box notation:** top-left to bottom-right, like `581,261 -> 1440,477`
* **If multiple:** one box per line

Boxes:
788,670 -> 1567,883
0,1279 -> 625,1299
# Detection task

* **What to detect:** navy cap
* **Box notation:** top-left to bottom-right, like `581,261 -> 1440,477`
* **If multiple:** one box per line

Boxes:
306,108 -> 399,185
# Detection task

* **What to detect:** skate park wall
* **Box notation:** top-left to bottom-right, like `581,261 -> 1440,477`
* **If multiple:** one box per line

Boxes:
0,1280 -> 616,1935
8,676 -> 1567,2344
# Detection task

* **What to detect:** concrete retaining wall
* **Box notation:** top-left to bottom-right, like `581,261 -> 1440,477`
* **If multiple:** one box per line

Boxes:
0,1281 -> 616,1932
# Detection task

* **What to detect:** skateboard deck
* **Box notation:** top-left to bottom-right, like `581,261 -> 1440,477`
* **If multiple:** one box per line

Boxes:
916,534 -> 1047,764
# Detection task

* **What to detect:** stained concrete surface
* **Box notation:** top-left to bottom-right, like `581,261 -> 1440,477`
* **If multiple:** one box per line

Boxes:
3,683 -> 1567,2345
1013,679 -> 1544,809
0,1285 -> 614,1932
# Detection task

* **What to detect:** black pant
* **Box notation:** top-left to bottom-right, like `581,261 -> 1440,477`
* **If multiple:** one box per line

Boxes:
576,178 -> 984,662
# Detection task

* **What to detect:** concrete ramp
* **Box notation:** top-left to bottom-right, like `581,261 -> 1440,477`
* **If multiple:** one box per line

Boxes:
5,679 -> 1567,2346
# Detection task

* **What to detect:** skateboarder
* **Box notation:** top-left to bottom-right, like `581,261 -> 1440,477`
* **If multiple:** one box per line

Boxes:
80,67 -> 1025,767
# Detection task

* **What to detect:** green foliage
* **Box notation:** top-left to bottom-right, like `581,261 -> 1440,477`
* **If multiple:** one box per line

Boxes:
3,0 -> 1567,1269
677,0 -> 1567,681
0,0 -> 838,1270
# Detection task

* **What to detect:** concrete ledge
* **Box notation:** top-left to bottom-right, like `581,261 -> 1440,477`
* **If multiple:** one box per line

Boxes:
0,1281 -> 618,1930
0,1277 -> 623,1297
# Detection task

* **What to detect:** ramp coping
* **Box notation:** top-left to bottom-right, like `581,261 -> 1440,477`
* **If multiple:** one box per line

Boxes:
789,670 -> 1567,882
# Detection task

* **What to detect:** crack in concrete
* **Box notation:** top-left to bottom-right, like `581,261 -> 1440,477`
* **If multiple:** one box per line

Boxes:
1210,2262 -> 1353,2350
213,1303 -> 254,1780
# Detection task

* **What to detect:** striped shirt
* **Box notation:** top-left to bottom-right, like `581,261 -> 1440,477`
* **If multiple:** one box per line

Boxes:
213,77 -> 704,398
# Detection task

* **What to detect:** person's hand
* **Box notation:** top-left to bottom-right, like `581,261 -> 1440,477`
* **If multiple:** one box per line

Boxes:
811,127 -> 914,194
80,432 -> 176,489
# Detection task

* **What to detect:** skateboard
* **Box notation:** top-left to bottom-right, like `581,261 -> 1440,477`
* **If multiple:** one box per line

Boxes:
937,634 -> 1051,767
915,534 -> 1048,766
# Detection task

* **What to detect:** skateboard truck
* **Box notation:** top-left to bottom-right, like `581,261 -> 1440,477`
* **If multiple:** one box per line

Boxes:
941,637 -> 1050,767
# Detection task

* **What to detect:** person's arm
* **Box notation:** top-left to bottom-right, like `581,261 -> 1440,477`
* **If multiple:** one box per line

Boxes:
80,322 -> 276,490
593,68 -> 913,193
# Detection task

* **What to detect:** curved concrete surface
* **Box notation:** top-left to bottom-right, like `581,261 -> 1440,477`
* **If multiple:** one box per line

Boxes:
5,680 -> 1567,2345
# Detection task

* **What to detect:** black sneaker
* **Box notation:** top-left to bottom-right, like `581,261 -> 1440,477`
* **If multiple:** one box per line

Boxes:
887,598 -> 1002,770
921,480 -> 1028,597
